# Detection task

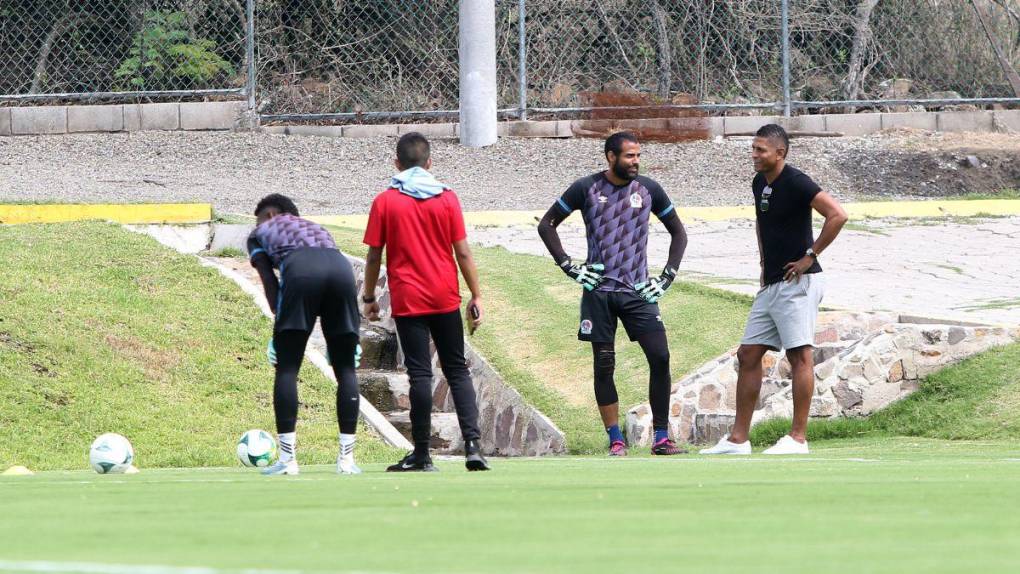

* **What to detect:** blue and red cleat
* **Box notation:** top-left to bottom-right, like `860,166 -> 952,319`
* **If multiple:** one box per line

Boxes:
651,437 -> 688,455
609,440 -> 628,456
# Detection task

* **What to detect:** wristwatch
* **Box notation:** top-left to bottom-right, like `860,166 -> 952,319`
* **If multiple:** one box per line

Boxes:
362,295 -> 377,304
806,248 -> 818,260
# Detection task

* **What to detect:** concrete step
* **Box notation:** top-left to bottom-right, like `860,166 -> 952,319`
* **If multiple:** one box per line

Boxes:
358,324 -> 399,371
358,370 -> 409,412
385,410 -> 463,454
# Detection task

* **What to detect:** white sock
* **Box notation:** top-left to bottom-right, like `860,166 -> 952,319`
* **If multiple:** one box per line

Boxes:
278,432 -> 296,464
339,433 -> 356,459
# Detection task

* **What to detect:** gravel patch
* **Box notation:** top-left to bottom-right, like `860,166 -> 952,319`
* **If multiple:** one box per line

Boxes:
0,130 -> 1015,215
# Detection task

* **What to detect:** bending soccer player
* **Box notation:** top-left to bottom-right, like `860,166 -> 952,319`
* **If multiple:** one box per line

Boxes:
537,131 -> 689,456
362,132 -> 489,472
247,194 -> 363,475
701,124 -> 847,455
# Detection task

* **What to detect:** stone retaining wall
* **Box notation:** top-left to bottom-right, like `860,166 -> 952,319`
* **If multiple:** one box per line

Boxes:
0,101 -> 250,136
261,109 -> 1020,139
626,311 -> 1019,446
4,102 -> 1016,139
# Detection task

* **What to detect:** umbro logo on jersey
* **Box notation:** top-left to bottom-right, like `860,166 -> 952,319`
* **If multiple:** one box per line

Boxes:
598,195 -> 608,204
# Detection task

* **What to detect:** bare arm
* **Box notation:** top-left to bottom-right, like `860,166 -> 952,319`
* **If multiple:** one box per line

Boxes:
251,254 -> 279,314
362,246 -> 384,321
809,191 -> 848,256
453,239 -> 483,331
756,221 -> 764,287
782,191 -> 849,282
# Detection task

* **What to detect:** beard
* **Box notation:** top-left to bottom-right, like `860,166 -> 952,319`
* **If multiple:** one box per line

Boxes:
611,160 -> 638,181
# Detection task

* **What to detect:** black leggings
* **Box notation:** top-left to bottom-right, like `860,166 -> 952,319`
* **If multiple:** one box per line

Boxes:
592,330 -> 672,429
273,329 -> 360,435
395,310 -> 481,448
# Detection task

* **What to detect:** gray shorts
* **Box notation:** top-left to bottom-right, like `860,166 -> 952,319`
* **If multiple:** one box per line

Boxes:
741,273 -> 825,351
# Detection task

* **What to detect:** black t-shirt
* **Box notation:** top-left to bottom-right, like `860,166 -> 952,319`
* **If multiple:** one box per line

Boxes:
753,165 -> 822,285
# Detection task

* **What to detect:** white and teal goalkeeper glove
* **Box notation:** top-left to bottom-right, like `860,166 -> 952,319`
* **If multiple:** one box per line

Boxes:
559,260 -> 606,291
326,344 -> 362,368
267,338 -> 277,366
635,267 -> 677,304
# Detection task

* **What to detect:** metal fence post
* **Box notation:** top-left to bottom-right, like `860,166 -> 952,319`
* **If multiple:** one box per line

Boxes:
518,0 -> 527,120
246,0 -> 256,112
781,0 -> 791,117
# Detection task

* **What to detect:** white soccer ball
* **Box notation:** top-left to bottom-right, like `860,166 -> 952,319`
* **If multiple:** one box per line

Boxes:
89,433 -> 135,474
237,429 -> 277,468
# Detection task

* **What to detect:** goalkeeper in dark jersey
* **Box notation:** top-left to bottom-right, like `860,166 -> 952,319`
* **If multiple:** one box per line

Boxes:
538,132 -> 689,456
247,194 -> 362,476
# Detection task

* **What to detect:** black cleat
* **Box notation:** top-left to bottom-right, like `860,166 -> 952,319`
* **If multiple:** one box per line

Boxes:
465,440 -> 491,471
386,451 -> 437,472
651,438 -> 689,455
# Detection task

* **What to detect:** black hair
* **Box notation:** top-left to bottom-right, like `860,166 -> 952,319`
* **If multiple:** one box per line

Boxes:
396,132 -> 431,169
604,131 -> 640,159
755,123 -> 789,151
254,193 -> 299,217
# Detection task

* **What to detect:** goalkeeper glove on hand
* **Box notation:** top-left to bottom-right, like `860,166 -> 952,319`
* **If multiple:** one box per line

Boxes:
635,266 -> 677,303
267,338 -> 277,366
560,260 -> 606,291
326,344 -> 361,368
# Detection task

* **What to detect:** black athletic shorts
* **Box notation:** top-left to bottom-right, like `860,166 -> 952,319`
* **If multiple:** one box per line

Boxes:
275,247 -> 360,336
578,289 -> 665,343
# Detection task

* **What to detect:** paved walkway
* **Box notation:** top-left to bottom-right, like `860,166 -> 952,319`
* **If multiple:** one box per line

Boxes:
467,215 -> 1020,327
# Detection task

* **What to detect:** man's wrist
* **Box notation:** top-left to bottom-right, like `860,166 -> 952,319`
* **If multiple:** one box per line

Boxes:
362,294 -> 377,304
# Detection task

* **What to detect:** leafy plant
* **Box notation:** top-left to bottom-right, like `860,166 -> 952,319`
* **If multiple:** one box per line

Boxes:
115,10 -> 233,90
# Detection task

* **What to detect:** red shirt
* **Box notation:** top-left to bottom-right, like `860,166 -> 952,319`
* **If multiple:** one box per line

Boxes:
363,188 -> 467,317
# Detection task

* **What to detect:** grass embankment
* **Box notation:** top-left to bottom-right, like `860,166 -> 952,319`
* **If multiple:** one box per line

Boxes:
0,222 -> 397,471
752,342 -> 1020,446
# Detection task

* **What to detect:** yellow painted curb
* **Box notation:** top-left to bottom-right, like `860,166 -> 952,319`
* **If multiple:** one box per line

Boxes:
312,199 -> 1020,230
2,465 -> 33,476
0,203 -> 212,225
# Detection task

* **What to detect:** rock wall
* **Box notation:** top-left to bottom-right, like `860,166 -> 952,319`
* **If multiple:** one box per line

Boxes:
627,312 -> 1019,446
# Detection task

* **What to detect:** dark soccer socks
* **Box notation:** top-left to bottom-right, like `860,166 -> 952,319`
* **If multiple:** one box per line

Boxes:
607,425 -> 625,444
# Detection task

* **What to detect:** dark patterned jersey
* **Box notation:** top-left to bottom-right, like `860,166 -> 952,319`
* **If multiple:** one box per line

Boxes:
556,173 -> 675,292
247,213 -> 337,269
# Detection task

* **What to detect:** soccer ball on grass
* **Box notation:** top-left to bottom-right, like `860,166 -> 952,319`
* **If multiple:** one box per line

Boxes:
89,433 -> 135,474
237,429 -> 277,468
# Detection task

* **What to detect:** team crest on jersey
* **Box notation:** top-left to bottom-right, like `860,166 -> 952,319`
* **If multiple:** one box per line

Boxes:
630,193 -> 643,208
580,320 -> 593,335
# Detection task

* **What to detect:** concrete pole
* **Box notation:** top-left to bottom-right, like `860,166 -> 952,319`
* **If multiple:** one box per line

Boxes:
459,0 -> 498,147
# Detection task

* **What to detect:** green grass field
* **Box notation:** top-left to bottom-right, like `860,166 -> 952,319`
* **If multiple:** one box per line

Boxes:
0,222 -> 397,470
2,439 -> 1020,574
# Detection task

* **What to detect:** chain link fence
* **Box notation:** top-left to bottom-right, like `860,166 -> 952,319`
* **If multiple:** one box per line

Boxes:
0,0 -> 249,103
789,0 -> 1020,107
254,0 -> 523,121
1,0 -> 1018,117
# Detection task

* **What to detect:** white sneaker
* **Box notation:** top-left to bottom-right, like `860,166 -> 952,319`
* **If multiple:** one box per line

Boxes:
699,435 -> 752,455
261,460 -> 299,475
336,455 -> 362,475
762,435 -> 809,455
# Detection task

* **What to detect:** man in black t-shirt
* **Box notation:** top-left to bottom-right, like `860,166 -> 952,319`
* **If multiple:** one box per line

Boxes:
538,132 -> 690,456
702,124 -> 848,456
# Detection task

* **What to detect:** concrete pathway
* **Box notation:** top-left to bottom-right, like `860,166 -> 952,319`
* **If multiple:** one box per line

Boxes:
468,216 -> 1020,327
